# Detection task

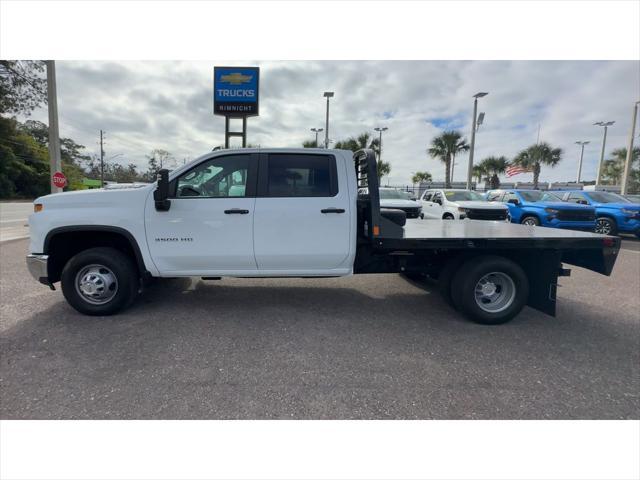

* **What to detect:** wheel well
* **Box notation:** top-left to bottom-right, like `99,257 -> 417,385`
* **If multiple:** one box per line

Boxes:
520,213 -> 539,222
596,214 -> 616,223
442,212 -> 455,219
45,229 -> 145,283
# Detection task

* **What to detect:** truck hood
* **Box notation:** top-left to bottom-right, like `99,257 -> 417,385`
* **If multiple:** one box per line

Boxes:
380,199 -> 421,208
591,202 -> 640,210
35,184 -> 155,207
455,200 -> 506,209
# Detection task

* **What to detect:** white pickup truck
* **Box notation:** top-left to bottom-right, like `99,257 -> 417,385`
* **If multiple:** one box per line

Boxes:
27,149 -> 620,325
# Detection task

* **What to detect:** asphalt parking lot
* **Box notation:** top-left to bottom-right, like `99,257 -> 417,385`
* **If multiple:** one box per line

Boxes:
1,237 -> 638,419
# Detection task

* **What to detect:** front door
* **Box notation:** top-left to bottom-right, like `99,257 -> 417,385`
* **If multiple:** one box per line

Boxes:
253,152 -> 352,273
145,153 -> 259,275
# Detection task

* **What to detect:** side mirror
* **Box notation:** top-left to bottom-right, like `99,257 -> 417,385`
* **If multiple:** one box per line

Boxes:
507,198 -> 520,205
154,169 -> 171,211
577,199 -> 588,205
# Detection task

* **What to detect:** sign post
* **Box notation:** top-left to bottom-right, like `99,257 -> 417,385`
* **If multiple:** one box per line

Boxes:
214,66 -> 259,148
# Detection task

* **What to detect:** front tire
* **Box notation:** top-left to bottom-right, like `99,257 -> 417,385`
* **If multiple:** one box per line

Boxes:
61,247 -> 139,316
443,213 -> 455,220
521,215 -> 540,226
595,217 -> 617,236
451,255 -> 529,325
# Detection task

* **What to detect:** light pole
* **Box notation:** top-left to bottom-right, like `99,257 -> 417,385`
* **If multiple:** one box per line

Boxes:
575,141 -> 589,183
310,127 -> 323,148
323,92 -> 334,149
621,101 -> 640,195
466,92 -> 488,189
374,126 -> 388,164
46,60 -> 62,193
594,121 -> 615,186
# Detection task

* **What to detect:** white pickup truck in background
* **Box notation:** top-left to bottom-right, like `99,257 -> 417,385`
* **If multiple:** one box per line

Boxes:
27,149 -> 620,325
420,188 -> 509,221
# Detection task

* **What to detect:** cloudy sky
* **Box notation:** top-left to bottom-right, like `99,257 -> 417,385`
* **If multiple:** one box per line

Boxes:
23,60 -> 640,185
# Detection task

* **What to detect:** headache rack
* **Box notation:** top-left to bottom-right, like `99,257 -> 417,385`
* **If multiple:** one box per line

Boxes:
353,149 -> 404,241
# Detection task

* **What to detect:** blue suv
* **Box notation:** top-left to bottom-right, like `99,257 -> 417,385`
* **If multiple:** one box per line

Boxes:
486,189 -> 596,230
555,190 -> 640,237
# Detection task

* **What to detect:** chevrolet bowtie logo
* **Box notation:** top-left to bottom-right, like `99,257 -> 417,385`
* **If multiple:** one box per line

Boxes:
220,73 -> 253,85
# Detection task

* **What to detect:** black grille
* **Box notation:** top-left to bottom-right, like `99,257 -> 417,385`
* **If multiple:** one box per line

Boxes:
466,208 -> 508,220
387,206 -> 421,218
556,210 -> 595,222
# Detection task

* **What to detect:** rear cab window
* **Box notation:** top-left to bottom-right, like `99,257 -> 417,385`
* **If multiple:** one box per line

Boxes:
261,153 -> 338,197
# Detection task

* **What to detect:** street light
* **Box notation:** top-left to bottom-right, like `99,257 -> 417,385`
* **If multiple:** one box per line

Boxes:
323,92 -> 334,149
466,92 -> 489,189
374,126 -> 388,165
310,127 -> 323,148
574,141 -> 590,183
621,101 -> 640,195
594,121 -> 615,186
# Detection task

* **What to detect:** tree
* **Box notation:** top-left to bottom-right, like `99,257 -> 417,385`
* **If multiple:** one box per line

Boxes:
334,132 -> 380,157
472,164 -> 486,184
512,142 -> 562,189
144,149 -> 174,181
601,147 -> 640,189
478,156 -> 508,189
427,130 -> 469,188
0,61 -> 47,115
377,160 -> 391,181
411,171 -> 432,185
302,140 -> 316,148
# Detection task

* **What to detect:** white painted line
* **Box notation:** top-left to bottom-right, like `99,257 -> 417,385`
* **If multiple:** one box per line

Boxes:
0,235 -> 29,243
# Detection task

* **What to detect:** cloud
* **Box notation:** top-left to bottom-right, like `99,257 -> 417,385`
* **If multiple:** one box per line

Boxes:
21,60 -> 640,184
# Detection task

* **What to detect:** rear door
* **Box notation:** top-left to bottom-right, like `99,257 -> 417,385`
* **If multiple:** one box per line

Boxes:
253,152 -> 351,272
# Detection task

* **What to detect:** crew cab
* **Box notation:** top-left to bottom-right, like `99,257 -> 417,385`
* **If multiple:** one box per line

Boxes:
420,189 -> 508,221
555,190 -> 640,237
486,189 -> 596,230
27,149 -> 620,325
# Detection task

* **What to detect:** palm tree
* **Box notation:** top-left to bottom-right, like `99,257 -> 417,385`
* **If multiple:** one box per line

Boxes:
472,164 -> 486,185
512,142 -> 562,189
377,160 -> 391,181
334,132 -> 379,155
427,130 -> 469,188
601,147 -> 640,185
478,156 -> 508,189
411,171 -> 432,185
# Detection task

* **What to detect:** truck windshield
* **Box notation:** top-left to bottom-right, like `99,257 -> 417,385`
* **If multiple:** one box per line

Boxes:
519,191 -> 561,202
587,192 -> 631,203
443,190 -> 485,201
379,189 -> 413,200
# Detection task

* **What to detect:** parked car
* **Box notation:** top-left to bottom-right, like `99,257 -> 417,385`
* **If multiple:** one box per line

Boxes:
420,189 -> 508,220
486,189 -> 596,230
376,187 -> 423,219
555,190 -> 640,236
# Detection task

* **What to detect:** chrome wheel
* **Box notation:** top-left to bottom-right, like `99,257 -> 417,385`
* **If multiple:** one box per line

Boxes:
595,218 -> 612,235
474,272 -> 516,313
522,217 -> 538,226
75,264 -> 118,305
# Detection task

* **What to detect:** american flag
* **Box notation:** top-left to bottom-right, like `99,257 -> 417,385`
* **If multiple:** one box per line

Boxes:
506,164 -> 530,177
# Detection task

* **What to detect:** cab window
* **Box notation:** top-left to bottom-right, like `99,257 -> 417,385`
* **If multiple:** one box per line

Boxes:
175,154 -> 252,198
504,192 -> 519,203
567,192 -> 588,204
265,154 -> 337,197
432,192 -> 443,204
422,191 -> 433,201
487,191 -> 503,201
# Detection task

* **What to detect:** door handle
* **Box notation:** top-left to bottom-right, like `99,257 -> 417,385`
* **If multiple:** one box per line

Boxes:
321,208 -> 345,214
224,209 -> 249,214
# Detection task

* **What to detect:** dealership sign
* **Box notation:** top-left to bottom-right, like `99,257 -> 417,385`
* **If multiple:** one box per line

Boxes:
214,66 -> 259,116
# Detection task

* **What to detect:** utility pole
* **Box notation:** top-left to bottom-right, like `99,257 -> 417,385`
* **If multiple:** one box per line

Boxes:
621,101 -> 639,195
100,130 -> 105,187
594,121 -> 615,186
374,127 -> 388,164
466,92 -> 488,190
323,92 -> 334,149
575,141 -> 589,184
46,60 -> 62,193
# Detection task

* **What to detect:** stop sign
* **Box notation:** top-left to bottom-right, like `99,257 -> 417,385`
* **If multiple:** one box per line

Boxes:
52,171 -> 67,189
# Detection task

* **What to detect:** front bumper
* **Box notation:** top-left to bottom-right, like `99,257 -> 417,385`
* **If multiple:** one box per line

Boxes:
26,254 -> 50,285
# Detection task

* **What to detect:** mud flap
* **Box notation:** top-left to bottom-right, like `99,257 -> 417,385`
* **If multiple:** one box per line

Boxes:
519,249 -> 562,317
